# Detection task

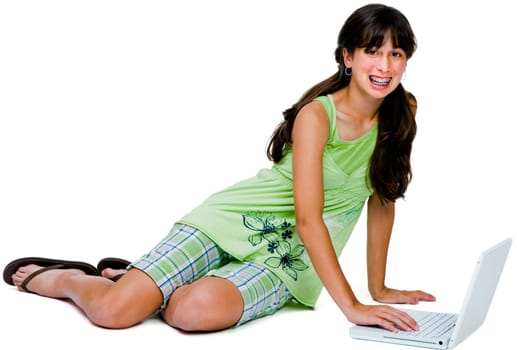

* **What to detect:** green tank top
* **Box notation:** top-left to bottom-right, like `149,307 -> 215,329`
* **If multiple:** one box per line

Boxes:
179,94 -> 378,307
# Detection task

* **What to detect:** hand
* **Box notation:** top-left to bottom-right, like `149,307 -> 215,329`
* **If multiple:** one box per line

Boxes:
372,286 -> 436,305
346,302 -> 419,332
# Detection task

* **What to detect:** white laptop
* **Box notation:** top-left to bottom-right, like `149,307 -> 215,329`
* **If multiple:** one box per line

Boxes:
349,237 -> 512,349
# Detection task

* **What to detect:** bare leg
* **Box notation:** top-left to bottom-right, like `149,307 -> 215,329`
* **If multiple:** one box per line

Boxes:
12,264 -> 162,329
161,276 -> 244,331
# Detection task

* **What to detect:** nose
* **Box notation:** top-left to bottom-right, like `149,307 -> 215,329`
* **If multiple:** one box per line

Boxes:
376,55 -> 390,73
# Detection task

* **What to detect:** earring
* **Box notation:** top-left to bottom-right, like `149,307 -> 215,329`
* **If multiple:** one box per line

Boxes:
402,70 -> 406,81
345,67 -> 352,76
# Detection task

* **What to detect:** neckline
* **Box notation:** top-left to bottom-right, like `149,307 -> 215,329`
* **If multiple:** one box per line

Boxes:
327,94 -> 378,144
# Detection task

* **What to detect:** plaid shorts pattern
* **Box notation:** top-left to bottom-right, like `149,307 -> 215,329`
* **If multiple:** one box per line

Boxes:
208,261 -> 293,326
131,224 -> 231,305
131,224 -> 293,326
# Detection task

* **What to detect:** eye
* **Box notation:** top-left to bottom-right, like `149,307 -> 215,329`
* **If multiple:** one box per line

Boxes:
365,48 -> 378,55
392,50 -> 406,58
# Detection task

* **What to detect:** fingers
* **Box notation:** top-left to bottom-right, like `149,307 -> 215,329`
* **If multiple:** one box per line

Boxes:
378,306 -> 418,332
404,290 -> 436,304
351,304 -> 419,332
374,287 -> 436,305
392,290 -> 437,305
417,290 -> 436,302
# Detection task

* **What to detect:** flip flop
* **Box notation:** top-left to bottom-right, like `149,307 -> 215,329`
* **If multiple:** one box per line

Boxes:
3,257 -> 99,292
97,257 -> 131,282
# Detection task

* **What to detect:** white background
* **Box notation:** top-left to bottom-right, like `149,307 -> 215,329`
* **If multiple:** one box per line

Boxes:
0,1 -> 515,349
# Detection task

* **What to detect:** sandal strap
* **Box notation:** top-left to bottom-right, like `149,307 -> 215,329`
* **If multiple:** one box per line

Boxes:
20,264 -> 65,293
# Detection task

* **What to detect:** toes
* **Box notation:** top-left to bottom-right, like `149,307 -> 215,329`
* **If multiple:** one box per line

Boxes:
101,268 -> 127,280
12,264 -> 41,287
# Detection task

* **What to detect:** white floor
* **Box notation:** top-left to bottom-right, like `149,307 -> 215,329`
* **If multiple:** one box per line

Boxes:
1,1 -> 516,349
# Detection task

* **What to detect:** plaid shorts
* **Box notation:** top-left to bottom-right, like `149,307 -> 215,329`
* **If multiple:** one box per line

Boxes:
131,224 -> 293,326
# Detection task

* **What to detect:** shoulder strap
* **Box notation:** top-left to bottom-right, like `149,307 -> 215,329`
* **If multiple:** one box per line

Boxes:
313,95 -> 336,142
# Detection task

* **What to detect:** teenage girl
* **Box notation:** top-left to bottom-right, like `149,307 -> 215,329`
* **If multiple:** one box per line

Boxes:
4,4 -> 435,332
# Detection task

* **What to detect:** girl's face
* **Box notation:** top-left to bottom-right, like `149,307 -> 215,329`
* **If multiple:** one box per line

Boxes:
345,36 -> 407,100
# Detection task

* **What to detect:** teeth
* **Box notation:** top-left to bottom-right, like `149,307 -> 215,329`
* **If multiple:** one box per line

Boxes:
370,76 -> 391,85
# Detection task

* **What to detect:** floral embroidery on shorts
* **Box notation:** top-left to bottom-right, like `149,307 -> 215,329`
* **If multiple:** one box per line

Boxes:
242,212 -> 309,280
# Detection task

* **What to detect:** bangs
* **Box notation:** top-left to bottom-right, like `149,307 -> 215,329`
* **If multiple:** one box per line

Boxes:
361,26 -> 415,57
353,7 -> 416,58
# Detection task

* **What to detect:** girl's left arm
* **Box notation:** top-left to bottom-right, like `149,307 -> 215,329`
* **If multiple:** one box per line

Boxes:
366,193 -> 436,304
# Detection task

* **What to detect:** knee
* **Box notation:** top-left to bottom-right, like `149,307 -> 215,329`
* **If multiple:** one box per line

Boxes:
83,269 -> 163,329
163,284 -> 242,331
163,285 -> 214,330
88,297 -> 136,329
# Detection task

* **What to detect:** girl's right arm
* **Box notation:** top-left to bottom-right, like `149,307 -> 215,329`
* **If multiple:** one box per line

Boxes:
291,101 -> 418,332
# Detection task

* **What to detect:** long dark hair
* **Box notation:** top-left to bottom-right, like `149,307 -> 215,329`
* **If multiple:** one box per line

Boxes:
266,4 -> 417,203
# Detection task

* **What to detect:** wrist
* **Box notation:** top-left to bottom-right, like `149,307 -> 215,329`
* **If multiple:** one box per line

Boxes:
340,298 -> 361,318
369,284 -> 388,301
333,292 -> 360,315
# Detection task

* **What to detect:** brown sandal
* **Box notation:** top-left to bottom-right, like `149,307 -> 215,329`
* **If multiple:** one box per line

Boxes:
3,257 -> 99,292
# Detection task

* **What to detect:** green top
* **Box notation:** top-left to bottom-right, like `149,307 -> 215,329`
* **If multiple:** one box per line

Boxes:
179,94 -> 378,307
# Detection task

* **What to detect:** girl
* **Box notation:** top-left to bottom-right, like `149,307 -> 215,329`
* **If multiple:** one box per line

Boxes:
4,4 -> 434,332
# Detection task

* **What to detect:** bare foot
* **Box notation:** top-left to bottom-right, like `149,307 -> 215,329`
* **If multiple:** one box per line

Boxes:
12,264 -> 87,298
100,268 -> 127,281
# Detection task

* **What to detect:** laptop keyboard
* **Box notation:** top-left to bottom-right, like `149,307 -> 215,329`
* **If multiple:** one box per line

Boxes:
397,309 -> 457,339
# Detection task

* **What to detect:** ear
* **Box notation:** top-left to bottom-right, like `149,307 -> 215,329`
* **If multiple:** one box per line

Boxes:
342,48 -> 353,68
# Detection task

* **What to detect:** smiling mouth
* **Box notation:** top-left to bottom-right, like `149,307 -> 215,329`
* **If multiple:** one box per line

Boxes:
369,76 -> 392,86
